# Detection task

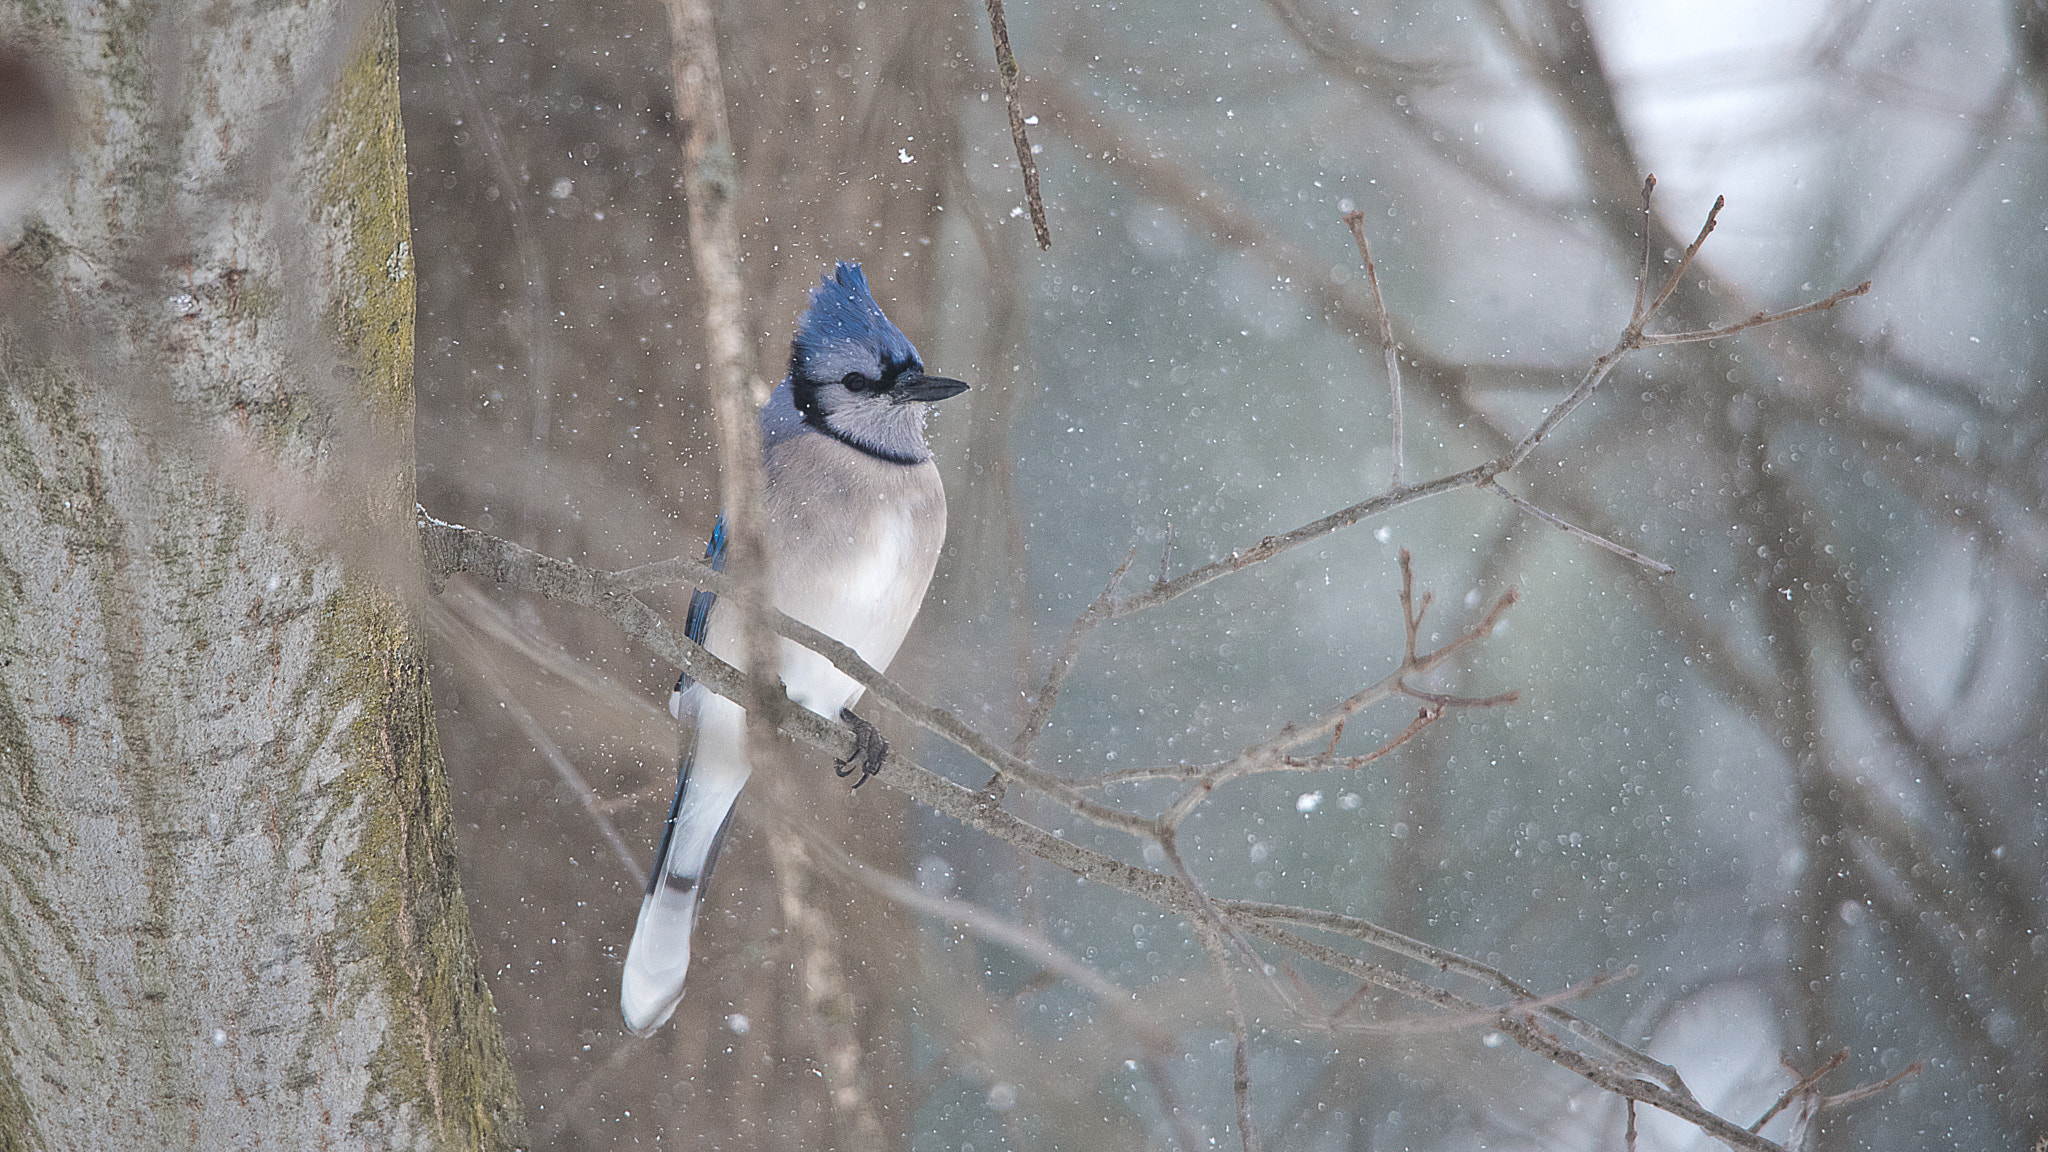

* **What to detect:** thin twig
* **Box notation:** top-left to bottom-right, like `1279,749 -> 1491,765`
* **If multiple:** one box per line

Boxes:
1751,1050 -> 1848,1133
1492,484 -> 1675,575
1108,463 -> 1494,618
1638,282 -> 1871,348
1644,194 -> 1724,324
1817,1060 -> 1924,1111
983,0 -> 1050,248
1189,919 -> 1265,1152
823,845 -> 1207,1152
1013,544 -> 1137,760
1223,902 -> 1689,1094
1157,834 -> 1304,1023
479,663 -> 642,882
1630,175 -> 1656,324
1343,210 -> 1404,487
1325,964 -> 1635,1033
1084,704 -> 1438,787
423,0 -> 556,442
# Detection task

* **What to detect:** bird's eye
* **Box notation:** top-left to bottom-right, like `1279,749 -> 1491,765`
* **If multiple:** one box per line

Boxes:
840,372 -> 876,392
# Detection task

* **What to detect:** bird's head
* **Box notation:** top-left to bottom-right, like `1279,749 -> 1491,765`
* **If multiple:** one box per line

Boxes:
789,261 -> 968,463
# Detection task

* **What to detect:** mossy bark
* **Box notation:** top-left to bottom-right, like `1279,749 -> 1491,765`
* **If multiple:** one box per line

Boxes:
0,3 -> 527,1149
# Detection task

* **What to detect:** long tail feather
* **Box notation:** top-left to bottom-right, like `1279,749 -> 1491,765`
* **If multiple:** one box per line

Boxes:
621,692 -> 746,1034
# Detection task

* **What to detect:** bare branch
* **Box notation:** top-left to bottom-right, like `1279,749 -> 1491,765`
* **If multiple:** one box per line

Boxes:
472,656 -> 641,882
422,501 -> 1793,1147
664,0 -> 791,786
1013,544 -> 1137,761
1643,194 -> 1724,324
1631,176 -> 1655,322
1188,917 -> 1265,1152
983,0 -> 1051,248
1751,1050 -> 1848,1134
1492,484 -> 1675,575
1639,282 -> 1873,348
1817,1060 -> 1924,1112
1343,209 -> 1404,487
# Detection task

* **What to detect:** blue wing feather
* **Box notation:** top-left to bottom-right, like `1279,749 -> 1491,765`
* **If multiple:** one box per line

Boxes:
673,514 -> 726,695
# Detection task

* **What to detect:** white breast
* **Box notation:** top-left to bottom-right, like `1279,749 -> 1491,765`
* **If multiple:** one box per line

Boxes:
773,498 -> 933,717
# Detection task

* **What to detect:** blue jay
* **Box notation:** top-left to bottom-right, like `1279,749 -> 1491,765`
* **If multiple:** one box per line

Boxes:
620,262 -> 968,1035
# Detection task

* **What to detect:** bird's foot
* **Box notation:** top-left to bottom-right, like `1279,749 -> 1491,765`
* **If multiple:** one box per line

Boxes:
833,708 -> 888,789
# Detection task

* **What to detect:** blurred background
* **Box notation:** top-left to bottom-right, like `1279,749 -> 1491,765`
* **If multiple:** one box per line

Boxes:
398,0 -> 2048,1148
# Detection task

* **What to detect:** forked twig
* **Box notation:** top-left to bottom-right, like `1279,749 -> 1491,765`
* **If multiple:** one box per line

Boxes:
1502,187 -> 1866,476
1816,1060 -> 1924,1111
1639,283 -> 1872,349
1751,1050 -> 1849,1134
1187,916 -> 1266,1152
1750,1050 -> 1924,1134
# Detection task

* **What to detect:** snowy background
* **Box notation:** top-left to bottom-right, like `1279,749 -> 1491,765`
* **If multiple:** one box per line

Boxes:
401,1 -> 2047,1148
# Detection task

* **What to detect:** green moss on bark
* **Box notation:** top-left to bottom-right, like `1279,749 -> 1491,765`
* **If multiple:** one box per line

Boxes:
312,6 -> 528,1149
323,587 -> 527,1150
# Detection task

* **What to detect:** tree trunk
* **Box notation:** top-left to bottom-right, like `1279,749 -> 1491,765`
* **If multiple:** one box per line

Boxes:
0,3 -> 527,1149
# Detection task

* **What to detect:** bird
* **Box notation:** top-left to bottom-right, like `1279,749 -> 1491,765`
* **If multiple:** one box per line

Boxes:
620,261 -> 968,1035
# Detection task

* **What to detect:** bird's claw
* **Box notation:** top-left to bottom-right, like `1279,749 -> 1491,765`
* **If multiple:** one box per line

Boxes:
833,708 -> 887,788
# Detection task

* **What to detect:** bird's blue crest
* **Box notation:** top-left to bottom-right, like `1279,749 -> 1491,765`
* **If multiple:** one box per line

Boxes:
790,262 -> 921,381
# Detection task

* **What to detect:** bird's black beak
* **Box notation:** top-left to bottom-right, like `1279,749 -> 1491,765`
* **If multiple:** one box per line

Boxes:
891,372 -> 970,403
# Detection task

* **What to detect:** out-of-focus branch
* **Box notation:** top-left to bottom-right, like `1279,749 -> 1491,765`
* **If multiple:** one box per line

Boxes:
460,639 -> 642,881
1342,210 -> 1404,488
1249,0 -> 2048,571
663,0 -> 782,741
1011,543 -> 1137,762
422,0 -> 556,444
811,836 -> 1206,1152
1491,484 -> 1674,575
1017,161 -> 1861,618
982,0 -> 1051,248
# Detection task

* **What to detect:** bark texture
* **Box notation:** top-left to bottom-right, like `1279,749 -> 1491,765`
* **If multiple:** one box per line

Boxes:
0,3 -> 527,1149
